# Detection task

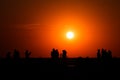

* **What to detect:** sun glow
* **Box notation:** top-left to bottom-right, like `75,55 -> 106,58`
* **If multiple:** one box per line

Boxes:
66,31 -> 74,39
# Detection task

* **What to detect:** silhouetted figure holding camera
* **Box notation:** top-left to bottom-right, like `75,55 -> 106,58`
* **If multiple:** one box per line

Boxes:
25,50 -> 31,59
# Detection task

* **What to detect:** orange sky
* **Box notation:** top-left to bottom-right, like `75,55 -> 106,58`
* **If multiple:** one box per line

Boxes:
0,0 -> 120,58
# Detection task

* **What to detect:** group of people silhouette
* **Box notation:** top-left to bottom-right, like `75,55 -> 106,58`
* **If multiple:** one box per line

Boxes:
51,48 -> 67,59
6,48 -> 67,60
6,48 -> 112,60
6,49 -> 31,59
97,48 -> 112,60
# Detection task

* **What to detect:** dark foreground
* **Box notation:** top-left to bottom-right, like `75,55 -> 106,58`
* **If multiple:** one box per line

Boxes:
0,58 -> 120,80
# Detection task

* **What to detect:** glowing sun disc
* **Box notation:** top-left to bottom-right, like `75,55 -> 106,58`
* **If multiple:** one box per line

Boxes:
66,31 -> 74,39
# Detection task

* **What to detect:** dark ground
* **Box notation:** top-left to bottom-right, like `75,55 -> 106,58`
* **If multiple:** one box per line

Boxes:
0,58 -> 120,80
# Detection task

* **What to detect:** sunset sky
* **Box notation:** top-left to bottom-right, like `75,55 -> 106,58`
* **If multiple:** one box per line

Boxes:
0,0 -> 120,58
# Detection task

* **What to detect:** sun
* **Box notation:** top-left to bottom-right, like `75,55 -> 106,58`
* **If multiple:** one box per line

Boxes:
66,31 -> 74,39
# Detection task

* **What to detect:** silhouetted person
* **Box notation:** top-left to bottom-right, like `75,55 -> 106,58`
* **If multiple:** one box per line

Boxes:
51,48 -> 56,59
101,48 -> 107,60
61,50 -> 67,66
13,49 -> 20,59
25,50 -> 31,59
62,50 -> 67,59
97,49 -> 101,59
55,49 -> 59,59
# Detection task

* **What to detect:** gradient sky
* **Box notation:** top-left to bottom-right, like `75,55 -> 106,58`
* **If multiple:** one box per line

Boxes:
0,0 -> 120,58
